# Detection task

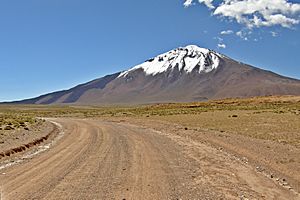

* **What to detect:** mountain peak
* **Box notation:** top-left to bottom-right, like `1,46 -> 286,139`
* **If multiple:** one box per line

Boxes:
119,45 -> 221,77
7,44 -> 300,105
183,44 -> 210,53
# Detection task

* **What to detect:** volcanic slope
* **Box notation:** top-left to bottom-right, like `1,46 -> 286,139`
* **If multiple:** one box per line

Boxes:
10,45 -> 300,104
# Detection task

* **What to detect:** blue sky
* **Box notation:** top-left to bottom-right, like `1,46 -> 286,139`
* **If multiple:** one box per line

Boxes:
0,0 -> 299,101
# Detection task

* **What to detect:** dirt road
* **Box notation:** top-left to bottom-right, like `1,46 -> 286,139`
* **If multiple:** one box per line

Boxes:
0,119 -> 298,199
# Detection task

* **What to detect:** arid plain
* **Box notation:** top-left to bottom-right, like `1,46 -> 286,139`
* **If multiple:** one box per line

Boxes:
0,96 -> 299,199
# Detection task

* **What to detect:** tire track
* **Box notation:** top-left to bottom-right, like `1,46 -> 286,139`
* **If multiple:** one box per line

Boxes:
0,118 -> 298,200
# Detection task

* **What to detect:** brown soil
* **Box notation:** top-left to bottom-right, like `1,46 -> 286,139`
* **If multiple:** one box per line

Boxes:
0,118 -> 298,199
112,114 -> 300,196
0,121 -> 55,152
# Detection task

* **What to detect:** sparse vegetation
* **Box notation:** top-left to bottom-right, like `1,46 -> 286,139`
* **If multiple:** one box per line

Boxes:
0,112 -> 41,132
0,95 -> 299,147
1,95 -> 300,118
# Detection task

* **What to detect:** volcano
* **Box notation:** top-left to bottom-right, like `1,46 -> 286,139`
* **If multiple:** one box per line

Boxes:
9,45 -> 300,105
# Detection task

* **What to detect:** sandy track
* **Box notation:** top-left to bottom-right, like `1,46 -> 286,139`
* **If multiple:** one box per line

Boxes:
0,119 -> 298,200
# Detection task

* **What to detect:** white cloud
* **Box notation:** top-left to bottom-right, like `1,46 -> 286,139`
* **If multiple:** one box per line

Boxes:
236,31 -> 243,37
270,31 -> 279,37
220,30 -> 234,35
217,43 -> 226,48
214,36 -> 223,42
184,0 -> 193,7
198,0 -> 215,9
184,0 -> 214,8
184,0 -> 300,29
236,30 -> 249,40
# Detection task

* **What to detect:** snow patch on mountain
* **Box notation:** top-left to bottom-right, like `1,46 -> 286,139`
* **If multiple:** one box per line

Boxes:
119,45 -> 222,77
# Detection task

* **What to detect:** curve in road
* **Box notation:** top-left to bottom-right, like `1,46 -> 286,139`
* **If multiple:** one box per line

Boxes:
0,119 -> 297,200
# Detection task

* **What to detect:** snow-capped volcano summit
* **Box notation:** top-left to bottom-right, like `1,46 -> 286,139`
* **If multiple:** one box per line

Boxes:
8,45 -> 300,105
119,45 -> 221,77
